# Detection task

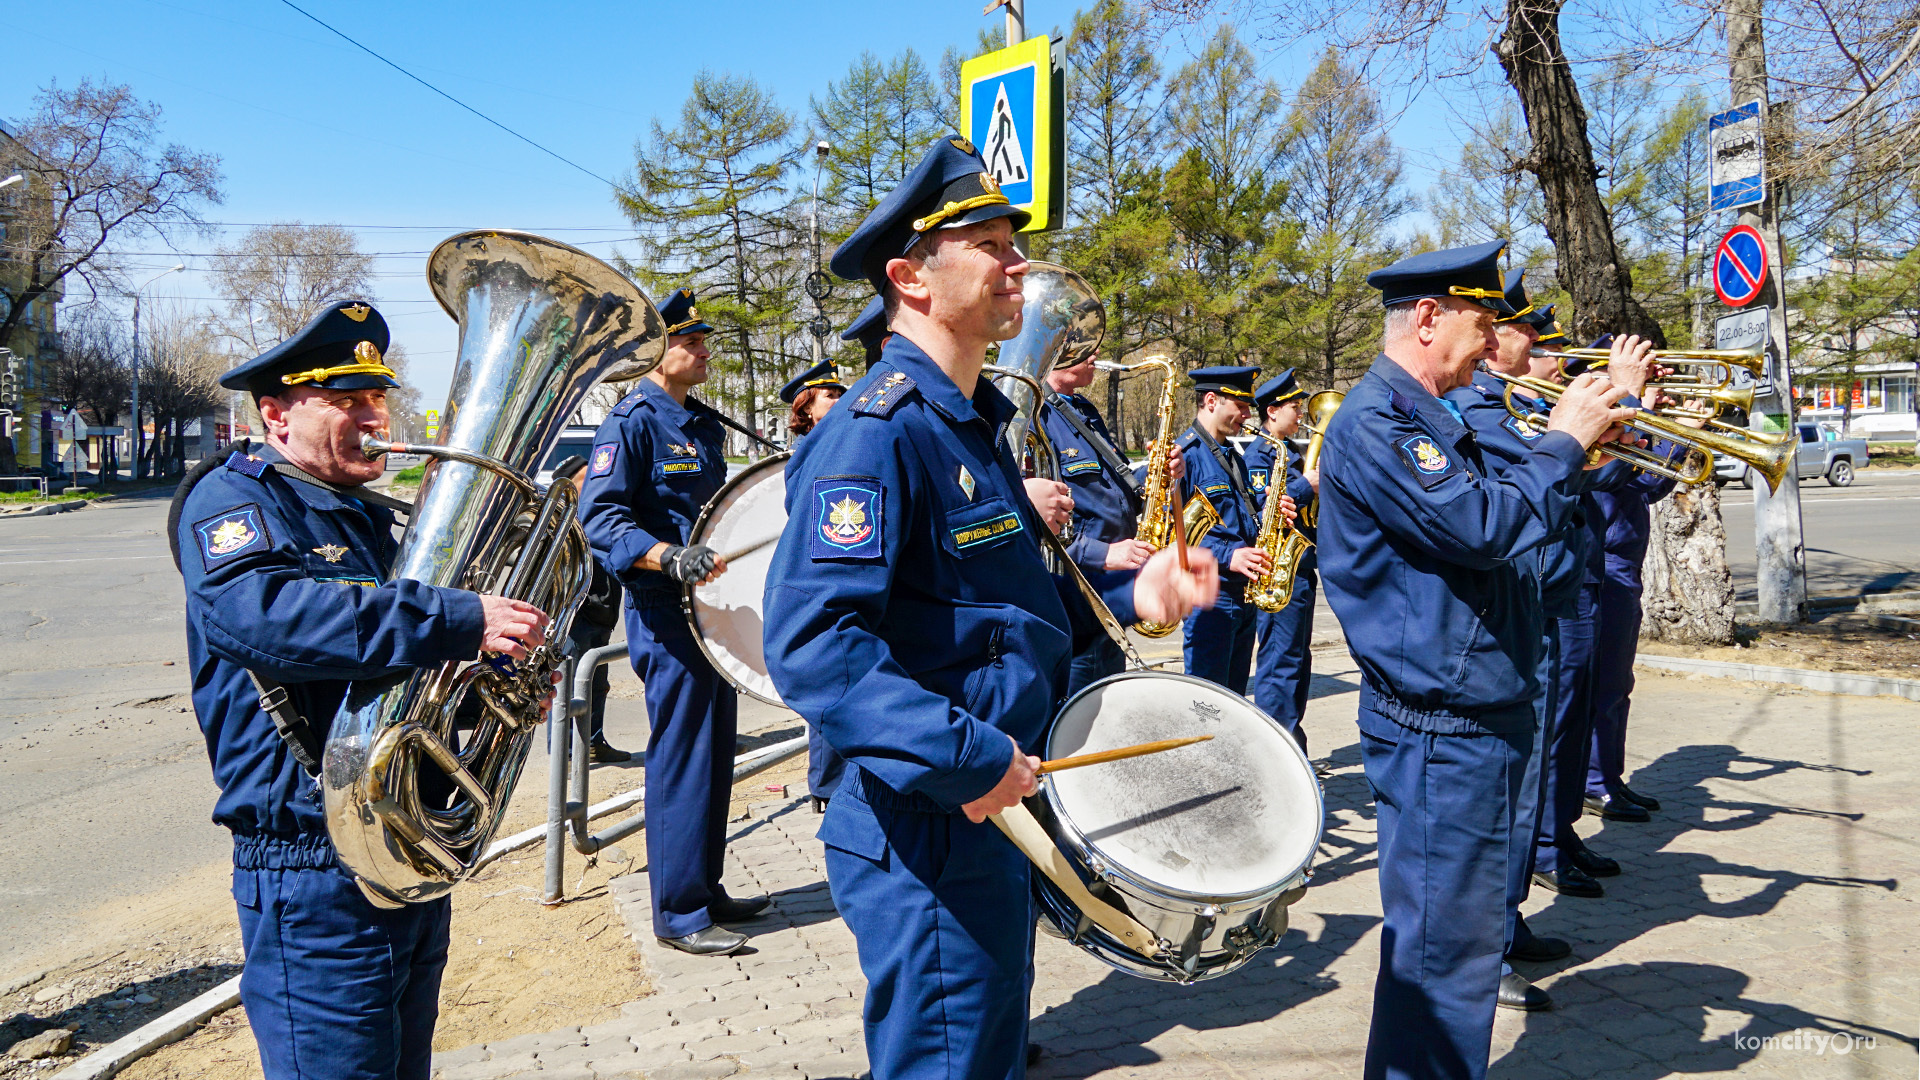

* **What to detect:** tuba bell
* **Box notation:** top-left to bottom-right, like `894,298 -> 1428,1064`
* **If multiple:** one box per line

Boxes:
323,231 -> 666,907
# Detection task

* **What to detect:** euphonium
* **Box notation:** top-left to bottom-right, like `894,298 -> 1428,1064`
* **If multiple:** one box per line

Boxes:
1297,390 -> 1342,529
1241,425 -> 1312,613
324,231 -> 666,907
1096,356 -> 1195,638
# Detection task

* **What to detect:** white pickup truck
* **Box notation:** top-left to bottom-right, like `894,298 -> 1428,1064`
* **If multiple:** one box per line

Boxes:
1716,422 -> 1867,488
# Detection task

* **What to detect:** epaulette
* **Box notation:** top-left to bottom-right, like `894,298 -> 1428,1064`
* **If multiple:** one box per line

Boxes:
848,371 -> 916,418
225,451 -> 271,479
1389,391 -> 1417,416
610,389 -> 648,417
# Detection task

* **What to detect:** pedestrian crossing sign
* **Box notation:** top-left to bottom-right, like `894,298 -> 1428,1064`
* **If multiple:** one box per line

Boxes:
960,35 -> 1064,233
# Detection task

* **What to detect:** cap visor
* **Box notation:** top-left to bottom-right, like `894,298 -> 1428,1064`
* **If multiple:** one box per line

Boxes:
316,373 -> 402,391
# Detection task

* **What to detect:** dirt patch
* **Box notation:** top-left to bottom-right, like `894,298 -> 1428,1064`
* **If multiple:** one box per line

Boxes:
1640,613 -> 1920,681
5,723 -> 814,1079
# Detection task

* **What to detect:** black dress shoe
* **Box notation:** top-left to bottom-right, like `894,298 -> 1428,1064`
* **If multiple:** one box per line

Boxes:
1582,795 -> 1651,822
1532,865 -> 1605,898
1497,971 -> 1553,1011
1570,847 -> 1621,877
658,925 -> 748,955
708,893 -> 772,923
1507,935 -> 1573,963
1615,784 -> 1661,811
587,739 -> 633,764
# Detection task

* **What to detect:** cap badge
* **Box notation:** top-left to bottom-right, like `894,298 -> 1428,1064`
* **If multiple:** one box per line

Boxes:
950,137 -> 976,155
978,171 -> 1001,196
341,303 -> 371,322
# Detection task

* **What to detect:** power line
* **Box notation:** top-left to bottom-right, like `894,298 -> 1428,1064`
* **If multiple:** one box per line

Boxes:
274,0 -> 617,188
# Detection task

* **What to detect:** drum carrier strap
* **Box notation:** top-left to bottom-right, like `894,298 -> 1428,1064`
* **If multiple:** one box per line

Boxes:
990,803 -> 1164,958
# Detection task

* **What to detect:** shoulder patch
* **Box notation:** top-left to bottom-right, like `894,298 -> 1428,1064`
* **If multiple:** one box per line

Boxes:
589,443 -> 618,476
194,504 -> 272,570
1502,415 -> 1545,442
1249,470 -> 1269,492
1395,433 -> 1461,489
847,373 -> 916,418
810,477 -> 884,560
225,452 -> 270,479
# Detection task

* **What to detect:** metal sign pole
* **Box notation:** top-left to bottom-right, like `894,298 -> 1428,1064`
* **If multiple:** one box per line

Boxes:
1727,0 -> 1808,624
1005,0 -> 1029,257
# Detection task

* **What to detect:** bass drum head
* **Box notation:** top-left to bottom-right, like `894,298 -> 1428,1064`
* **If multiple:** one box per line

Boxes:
1046,671 -> 1321,901
685,453 -> 789,707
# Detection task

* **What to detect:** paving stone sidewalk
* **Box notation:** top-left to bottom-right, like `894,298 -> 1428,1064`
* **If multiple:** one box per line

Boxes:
430,663 -> 1920,1079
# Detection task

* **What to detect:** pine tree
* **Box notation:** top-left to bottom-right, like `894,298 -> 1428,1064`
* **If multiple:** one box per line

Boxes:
1277,50 -> 1411,390
620,71 -> 802,433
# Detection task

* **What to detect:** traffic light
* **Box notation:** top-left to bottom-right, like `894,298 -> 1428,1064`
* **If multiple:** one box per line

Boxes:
0,350 -> 17,410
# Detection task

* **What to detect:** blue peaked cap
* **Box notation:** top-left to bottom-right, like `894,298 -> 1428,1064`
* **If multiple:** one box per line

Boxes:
659,288 -> 713,336
221,299 -> 397,396
829,135 -> 1032,295
1190,365 -> 1260,402
1366,240 -> 1516,315
1254,369 -> 1305,409
778,359 -> 846,404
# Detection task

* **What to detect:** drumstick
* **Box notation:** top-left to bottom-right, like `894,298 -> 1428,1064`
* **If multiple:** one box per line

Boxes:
718,533 -> 781,564
1036,734 -> 1212,775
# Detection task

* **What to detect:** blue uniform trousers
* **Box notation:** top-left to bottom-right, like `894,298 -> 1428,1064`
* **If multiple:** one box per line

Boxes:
1504,621 -> 1558,959
807,724 -> 847,802
1183,586 -> 1256,695
820,779 -> 1032,1080
1538,585 -> 1598,872
1359,707 -> 1531,1080
1065,634 -> 1126,699
1252,567 -> 1317,751
233,864 -> 450,1080
1586,578 -> 1641,799
626,600 -> 739,938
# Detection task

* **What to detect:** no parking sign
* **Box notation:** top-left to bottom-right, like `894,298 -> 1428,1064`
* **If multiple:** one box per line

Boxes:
1713,224 -> 1768,307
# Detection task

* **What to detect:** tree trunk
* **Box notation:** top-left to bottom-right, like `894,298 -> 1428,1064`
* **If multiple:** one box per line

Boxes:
1640,483 -> 1735,644
1497,0 -> 1736,646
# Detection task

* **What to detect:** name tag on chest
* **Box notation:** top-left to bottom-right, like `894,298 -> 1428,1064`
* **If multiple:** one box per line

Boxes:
945,496 -> 1024,554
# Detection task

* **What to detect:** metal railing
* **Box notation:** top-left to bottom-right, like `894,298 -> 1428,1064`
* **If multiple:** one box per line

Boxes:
472,640 -> 808,904
0,475 -> 49,499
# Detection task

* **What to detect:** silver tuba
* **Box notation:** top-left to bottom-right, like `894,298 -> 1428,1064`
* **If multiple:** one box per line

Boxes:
323,230 -> 666,907
988,261 -> 1107,479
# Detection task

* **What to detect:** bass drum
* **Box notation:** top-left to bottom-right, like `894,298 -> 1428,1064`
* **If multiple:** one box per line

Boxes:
684,452 -> 789,707
1036,671 -> 1322,983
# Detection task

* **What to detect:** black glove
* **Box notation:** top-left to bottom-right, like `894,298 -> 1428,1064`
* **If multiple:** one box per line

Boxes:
659,544 -> 719,585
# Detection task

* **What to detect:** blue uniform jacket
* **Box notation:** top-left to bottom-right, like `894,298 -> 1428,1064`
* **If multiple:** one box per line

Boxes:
762,336 -> 1135,813
1447,372 -> 1595,618
1242,433 -> 1318,541
578,379 -> 731,608
1038,392 -> 1141,573
1318,356 -> 1586,732
1591,468 -> 1678,587
177,447 -> 485,863
1178,423 -> 1261,587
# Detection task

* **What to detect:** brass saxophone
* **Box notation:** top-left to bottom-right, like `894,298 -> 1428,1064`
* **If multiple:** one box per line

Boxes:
1096,356 -> 1214,638
1242,425 -> 1313,612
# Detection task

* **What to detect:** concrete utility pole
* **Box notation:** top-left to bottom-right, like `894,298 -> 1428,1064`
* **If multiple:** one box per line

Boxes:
1728,0 -> 1809,623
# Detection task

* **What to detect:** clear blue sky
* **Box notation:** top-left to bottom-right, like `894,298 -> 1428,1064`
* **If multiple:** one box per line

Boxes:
4,0 -> 1672,399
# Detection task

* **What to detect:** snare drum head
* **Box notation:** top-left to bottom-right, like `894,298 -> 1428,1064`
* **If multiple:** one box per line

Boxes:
1046,672 -> 1321,900
686,454 -> 788,706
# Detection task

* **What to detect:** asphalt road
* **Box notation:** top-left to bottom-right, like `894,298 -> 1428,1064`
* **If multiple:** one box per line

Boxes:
2,469 -> 1915,980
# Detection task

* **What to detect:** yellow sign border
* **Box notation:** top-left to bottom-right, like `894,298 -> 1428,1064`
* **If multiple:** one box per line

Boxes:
959,35 -> 1055,234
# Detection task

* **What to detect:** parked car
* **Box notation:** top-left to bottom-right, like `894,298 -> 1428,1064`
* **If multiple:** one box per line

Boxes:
1715,422 -> 1866,488
536,426 -> 600,487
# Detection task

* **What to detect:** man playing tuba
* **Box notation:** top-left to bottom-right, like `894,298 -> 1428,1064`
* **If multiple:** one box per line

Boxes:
174,301 -> 549,1080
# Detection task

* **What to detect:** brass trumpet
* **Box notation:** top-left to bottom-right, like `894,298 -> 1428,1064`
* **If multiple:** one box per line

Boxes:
1538,346 -> 1764,391
1490,372 -> 1794,493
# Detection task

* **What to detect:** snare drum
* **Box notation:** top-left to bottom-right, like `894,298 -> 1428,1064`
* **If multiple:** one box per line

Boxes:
683,453 -> 789,707
1035,671 -> 1323,983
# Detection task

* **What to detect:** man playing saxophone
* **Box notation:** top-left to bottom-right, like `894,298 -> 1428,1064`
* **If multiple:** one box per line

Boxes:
174,301 -> 549,1080
1178,365 -> 1294,694
1244,369 -> 1318,751
1037,349 -> 1182,693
